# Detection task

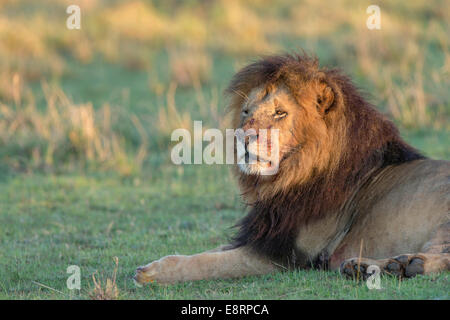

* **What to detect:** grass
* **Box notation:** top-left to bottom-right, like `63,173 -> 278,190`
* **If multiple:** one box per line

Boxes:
1,164 -> 449,300
0,0 -> 449,299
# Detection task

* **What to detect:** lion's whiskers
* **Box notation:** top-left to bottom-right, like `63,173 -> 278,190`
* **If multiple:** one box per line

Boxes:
232,89 -> 250,102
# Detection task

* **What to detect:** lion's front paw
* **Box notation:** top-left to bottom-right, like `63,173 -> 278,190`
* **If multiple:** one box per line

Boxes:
134,260 -> 162,285
133,255 -> 184,285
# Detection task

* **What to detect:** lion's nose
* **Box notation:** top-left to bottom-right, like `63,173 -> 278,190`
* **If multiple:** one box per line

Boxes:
242,118 -> 257,132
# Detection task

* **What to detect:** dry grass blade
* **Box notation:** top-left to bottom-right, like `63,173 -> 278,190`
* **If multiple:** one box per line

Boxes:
89,257 -> 120,300
356,239 -> 364,283
32,280 -> 66,296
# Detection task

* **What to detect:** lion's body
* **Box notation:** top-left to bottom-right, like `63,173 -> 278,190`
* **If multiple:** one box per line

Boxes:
134,53 -> 449,284
312,159 -> 449,269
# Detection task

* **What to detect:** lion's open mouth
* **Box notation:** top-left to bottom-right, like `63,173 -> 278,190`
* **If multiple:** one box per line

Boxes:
237,150 -> 277,176
243,151 -> 272,165
238,143 -> 302,176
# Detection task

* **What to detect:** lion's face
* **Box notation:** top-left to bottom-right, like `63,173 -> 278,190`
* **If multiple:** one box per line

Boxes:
226,54 -> 348,200
236,84 -> 302,176
235,80 -> 337,179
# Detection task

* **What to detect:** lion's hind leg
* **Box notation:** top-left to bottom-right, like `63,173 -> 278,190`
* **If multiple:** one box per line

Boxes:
340,253 -> 449,280
341,222 -> 450,280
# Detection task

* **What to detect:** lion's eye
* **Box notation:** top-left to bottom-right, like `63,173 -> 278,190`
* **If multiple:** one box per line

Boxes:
274,110 -> 287,119
242,109 -> 249,116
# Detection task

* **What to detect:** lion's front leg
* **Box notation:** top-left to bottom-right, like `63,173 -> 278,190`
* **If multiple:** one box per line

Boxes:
134,247 -> 277,284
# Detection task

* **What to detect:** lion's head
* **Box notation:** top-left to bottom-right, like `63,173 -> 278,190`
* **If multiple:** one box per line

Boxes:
226,54 -> 352,201
226,53 -> 423,262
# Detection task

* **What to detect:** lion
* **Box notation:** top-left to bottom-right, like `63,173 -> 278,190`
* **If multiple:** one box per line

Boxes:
134,53 -> 449,284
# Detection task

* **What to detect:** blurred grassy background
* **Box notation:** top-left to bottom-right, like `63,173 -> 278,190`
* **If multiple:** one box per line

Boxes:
0,0 -> 449,174
0,0 -> 449,299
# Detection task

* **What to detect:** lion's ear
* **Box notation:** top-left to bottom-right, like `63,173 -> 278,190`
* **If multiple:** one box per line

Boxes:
317,85 -> 334,115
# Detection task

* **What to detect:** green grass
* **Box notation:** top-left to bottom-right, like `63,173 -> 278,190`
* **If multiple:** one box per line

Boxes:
1,0 -> 449,300
1,54 -> 449,300
0,162 -> 449,300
